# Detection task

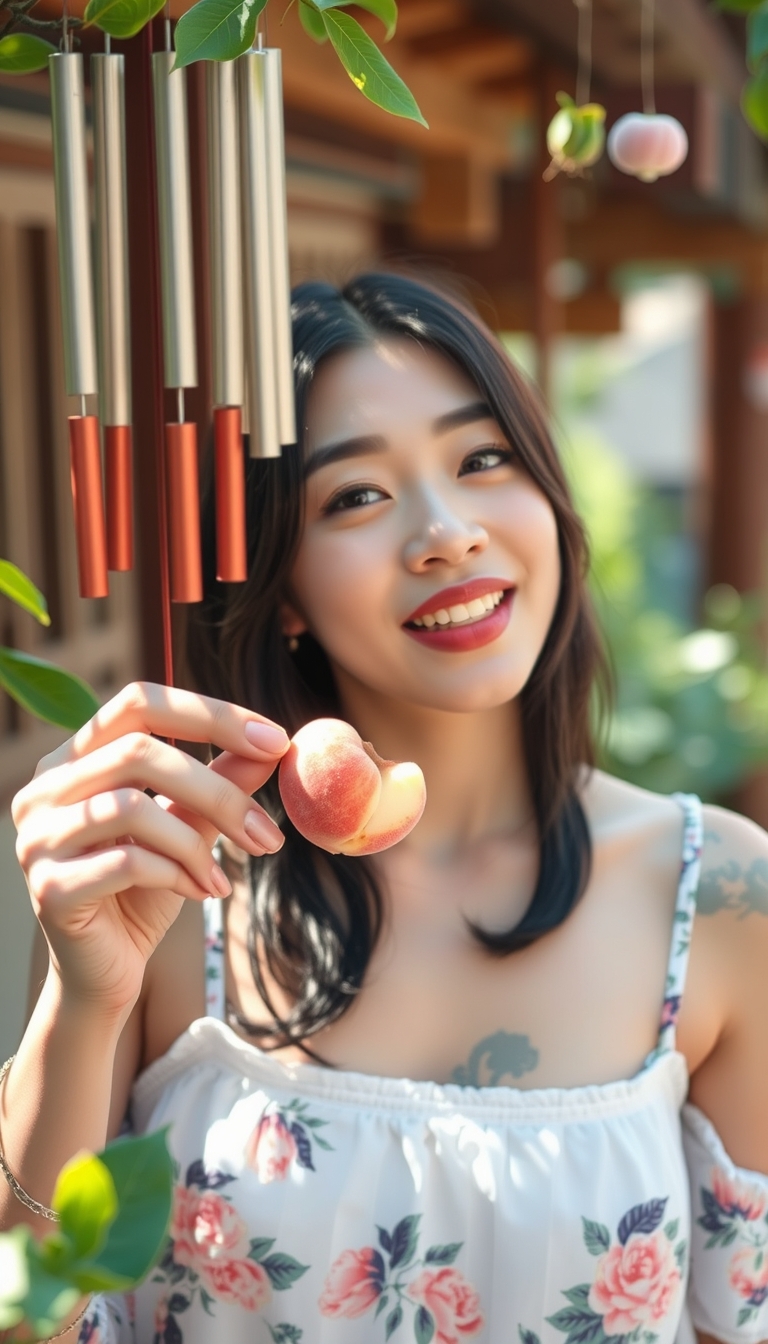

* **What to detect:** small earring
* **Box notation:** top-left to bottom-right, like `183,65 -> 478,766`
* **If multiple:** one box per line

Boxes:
287,635 -> 299,653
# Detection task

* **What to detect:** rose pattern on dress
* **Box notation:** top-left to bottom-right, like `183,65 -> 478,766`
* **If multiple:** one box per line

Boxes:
318,1214 -> 484,1343
150,1160 -> 308,1343
244,1098 -> 334,1182
698,1165 -> 768,1329
520,1197 -> 686,1344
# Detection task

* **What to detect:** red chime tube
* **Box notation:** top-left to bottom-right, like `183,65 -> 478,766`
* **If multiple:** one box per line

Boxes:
69,416 -> 109,599
105,425 -> 134,572
166,421 -> 202,603
214,407 -> 247,582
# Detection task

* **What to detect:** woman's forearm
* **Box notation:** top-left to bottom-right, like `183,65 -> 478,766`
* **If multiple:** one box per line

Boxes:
0,967 -> 128,1235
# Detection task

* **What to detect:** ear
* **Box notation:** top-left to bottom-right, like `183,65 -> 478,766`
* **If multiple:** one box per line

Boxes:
280,599 -> 307,639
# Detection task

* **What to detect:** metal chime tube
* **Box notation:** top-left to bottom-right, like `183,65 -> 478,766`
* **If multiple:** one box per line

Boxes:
152,50 -> 202,603
207,60 -> 247,582
238,48 -> 280,460
263,48 -> 296,448
49,51 -> 108,599
92,52 -> 134,573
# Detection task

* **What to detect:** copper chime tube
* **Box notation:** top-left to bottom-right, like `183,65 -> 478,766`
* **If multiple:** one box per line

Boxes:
207,59 -> 247,582
152,49 -> 202,603
238,48 -> 280,460
93,51 -> 134,572
49,51 -> 108,599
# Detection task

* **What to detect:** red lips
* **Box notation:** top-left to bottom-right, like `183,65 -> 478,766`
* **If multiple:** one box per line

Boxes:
403,577 -> 514,626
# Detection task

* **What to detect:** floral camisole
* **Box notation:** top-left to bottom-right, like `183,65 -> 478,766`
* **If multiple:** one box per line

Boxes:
83,793 -> 768,1344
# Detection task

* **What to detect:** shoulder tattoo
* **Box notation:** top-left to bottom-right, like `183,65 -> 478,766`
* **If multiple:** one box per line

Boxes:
699,831 -> 768,917
451,1030 -> 539,1087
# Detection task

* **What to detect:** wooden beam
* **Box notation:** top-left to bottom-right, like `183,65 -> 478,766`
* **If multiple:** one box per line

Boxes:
407,29 -> 533,85
568,197 -> 768,293
409,153 -> 500,246
394,0 -> 468,41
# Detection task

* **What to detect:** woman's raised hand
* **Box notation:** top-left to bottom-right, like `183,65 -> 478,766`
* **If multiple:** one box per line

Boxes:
11,682 -> 289,1020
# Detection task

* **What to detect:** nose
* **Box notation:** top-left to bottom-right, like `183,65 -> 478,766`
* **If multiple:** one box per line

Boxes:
402,485 -> 489,572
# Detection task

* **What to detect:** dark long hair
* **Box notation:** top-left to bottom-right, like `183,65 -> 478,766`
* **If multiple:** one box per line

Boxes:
187,271 -> 609,1052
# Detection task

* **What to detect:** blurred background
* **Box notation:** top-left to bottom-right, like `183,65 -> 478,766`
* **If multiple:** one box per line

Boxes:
1,0 -> 768,1055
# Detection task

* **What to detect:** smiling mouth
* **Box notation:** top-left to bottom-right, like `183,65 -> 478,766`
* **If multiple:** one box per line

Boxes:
404,589 -> 509,631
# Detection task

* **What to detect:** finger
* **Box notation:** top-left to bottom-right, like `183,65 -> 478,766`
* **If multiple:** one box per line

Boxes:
16,791 -> 232,897
30,845 -> 214,917
17,735 -> 284,855
30,682 -> 289,776
153,750 -> 286,849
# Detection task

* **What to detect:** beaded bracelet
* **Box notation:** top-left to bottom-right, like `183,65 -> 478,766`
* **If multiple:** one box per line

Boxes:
0,1055 -> 93,1339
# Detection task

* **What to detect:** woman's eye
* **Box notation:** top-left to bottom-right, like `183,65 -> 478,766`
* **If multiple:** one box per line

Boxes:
460,445 -> 515,475
324,485 -> 387,514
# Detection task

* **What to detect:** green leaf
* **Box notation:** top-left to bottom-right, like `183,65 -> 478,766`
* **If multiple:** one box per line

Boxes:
748,9 -> 768,70
0,33 -> 57,74
249,1236 -> 276,1261
321,8 -> 427,125
83,1129 -> 175,1289
714,0 -> 768,10
173,0 -> 267,69
299,0 -> 329,40
385,1303 -> 403,1340
0,1227 -> 31,1326
261,1252 -> 310,1291
415,1305 -> 435,1344
51,1151 -> 118,1261
664,1218 -> 679,1241
0,560 -> 50,625
20,1240 -> 80,1341
0,32 -> 55,76
84,0 -> 166,39
312,0 -> 397,41
743,66 -> 768,138
0,647 -> 99,730
582,1218 -> 611,1255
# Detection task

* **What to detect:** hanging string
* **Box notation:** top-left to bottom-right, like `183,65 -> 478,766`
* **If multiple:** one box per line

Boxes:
641,0 -> 656,115
575,0 -> 592,107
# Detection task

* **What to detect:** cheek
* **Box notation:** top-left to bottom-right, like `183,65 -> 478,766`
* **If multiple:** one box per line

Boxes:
500,484 -> 561,600
289,520 -> 393,642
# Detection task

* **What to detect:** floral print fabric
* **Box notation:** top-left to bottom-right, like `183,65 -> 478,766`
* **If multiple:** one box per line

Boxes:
80,793 -> 768,1343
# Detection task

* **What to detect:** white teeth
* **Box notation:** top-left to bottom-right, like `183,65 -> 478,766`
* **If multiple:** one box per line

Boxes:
410,589 -> 508,631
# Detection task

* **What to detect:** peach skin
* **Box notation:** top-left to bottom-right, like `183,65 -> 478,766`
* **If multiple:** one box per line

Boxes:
278,718 -> 426,855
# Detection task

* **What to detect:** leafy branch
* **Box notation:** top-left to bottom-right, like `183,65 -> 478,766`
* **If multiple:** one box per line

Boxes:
0,561 -> 99,731
0,0 -> 427,126
0,1130 -> 174,1341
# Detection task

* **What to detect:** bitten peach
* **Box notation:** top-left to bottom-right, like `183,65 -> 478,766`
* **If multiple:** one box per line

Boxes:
278,718 -> 426,855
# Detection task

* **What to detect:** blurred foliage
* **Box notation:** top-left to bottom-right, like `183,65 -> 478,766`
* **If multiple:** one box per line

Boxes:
562,432 -> 768,800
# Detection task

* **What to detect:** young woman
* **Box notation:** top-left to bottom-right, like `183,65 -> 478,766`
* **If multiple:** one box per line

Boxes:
3,274 -> 768,1344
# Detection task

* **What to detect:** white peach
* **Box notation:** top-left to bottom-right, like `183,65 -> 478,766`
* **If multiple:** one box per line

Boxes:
278,718 -> 426,855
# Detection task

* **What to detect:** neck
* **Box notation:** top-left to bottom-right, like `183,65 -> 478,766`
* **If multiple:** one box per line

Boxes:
333,673 -> 533,860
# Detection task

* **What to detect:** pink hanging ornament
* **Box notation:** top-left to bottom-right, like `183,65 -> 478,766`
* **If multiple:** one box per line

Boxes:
608,112 -> 688,183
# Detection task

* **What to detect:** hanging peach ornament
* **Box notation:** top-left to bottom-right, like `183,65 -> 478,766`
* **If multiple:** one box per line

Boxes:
607,112 -> 688,183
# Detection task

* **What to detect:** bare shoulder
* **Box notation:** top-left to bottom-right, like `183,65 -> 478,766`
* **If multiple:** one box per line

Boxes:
579,766 -> 690,872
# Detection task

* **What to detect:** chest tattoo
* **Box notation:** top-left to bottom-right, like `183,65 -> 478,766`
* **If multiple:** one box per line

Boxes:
451,1030 -> 540,1087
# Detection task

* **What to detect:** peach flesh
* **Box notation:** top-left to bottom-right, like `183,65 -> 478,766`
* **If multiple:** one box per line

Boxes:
278,718 -> 427,855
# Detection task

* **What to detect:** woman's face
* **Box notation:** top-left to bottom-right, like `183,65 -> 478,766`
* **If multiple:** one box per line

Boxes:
285,338 -> 561,714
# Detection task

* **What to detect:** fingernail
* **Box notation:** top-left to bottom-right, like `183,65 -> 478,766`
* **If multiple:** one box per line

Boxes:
210,863 -> 232,897
244,809 -> 284,852
244,721 -> 290,754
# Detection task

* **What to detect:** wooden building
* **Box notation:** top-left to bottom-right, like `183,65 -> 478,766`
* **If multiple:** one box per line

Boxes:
0,0 -> 766,814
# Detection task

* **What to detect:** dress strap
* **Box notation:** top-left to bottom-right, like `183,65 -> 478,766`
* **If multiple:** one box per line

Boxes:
655,792 -> 704,1055
203,847 -> 226,1020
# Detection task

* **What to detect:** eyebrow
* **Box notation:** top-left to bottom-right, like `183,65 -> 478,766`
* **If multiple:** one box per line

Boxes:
303,400 -> 494,478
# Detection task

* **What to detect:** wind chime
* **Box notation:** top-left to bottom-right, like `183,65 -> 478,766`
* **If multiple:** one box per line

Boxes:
47,14 -> 295,656
607,0 -> 688,182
